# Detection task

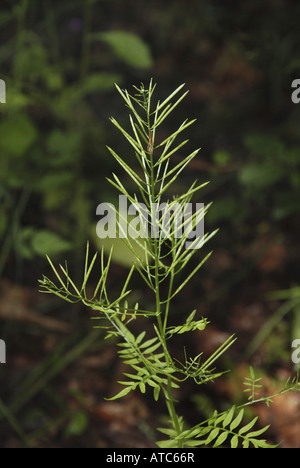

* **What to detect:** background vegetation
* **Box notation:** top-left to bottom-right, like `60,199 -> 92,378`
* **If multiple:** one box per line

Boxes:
0,0 -> 300,448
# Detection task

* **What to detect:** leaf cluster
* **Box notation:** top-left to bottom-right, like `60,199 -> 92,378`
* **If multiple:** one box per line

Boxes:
158,406 -> 277,448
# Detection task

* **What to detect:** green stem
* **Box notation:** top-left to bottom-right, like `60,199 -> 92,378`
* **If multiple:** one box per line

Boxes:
147,113 -> 182,448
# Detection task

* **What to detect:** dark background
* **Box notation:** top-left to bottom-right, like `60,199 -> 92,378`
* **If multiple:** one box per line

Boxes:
0,0 -> 300,448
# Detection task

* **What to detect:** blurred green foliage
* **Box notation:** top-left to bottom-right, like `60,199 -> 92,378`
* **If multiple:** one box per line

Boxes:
0,0 -> 154,278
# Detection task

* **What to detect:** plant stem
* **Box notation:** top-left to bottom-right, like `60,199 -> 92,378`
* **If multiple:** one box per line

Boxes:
147,112 -> 183,448
154,251 -> 182,446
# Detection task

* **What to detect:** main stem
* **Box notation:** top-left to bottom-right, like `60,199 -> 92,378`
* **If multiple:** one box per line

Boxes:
147,116 -> 183,447
153,231 -> 182,446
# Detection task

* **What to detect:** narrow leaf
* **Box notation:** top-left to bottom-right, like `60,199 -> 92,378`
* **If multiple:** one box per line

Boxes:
205,428 -> 220,445
230,409 -> 244,431
156,83 -> 185,112
153,385 -> 160,401
247,425 -> 270,438
223,406 -> 236,428
106,386 -> 133,400
238,417 -> 258,435
213,431 -> 228,448
230,434 -> 239,448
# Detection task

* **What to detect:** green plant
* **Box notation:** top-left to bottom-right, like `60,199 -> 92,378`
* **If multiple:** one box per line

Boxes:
243,366 -> 263,401
39,81 -> 299,448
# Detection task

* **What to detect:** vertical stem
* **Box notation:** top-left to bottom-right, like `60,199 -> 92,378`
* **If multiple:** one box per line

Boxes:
153,242 -> 181,445
146,96 -> 183,447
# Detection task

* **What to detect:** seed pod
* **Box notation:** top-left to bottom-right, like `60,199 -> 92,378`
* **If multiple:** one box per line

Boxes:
147,131 -> 153,154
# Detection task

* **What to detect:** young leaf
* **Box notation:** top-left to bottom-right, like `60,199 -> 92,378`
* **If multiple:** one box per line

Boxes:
238,417 -> 258,435
223,405 -> 236,428
230,409 -> 244,431
213,431 -> 229,448
231,434 -> 239,448
205,427 -> 220,445
153,385 -> 160,401
106,385 -> 133,400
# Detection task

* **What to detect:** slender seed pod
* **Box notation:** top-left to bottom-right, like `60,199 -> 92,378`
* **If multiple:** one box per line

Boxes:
147,131 -> 153,154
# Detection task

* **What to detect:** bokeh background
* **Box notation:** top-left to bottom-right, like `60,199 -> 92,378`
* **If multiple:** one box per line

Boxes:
0,0 -> 300,448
